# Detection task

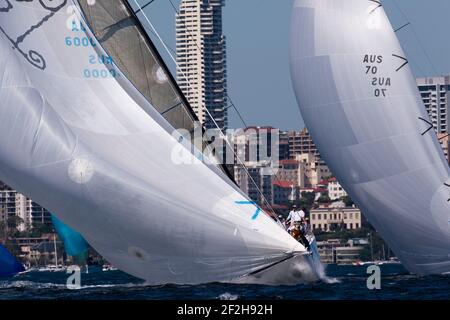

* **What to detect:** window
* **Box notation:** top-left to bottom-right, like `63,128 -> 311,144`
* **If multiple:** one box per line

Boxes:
356,223 -> 359,228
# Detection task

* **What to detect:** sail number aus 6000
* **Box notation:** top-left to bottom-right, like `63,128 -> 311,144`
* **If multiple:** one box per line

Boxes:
65,36 -> 96,48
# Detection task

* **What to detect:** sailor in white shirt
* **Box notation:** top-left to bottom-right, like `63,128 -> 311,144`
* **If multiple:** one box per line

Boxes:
287,205 -> 304,228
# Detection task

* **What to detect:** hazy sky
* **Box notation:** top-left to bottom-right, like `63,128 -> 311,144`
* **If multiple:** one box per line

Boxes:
137,0 -> 450,130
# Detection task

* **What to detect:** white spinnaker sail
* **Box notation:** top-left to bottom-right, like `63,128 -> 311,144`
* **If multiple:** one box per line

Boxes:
290,0 -> 450,274
0,0 -> 305,284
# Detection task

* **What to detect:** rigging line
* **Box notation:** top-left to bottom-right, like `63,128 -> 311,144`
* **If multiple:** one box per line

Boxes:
391,0 -> 440,76
134,0 -> 155,14
161,101 -> 183,115
132,0 -> 277,216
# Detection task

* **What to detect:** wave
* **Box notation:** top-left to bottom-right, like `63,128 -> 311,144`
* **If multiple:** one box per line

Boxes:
218,292 -> 239,300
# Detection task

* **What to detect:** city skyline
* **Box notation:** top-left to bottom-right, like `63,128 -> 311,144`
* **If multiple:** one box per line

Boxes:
140,0 -> 450,131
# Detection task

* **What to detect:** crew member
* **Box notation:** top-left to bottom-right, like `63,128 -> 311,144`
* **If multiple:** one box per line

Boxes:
286,205 -> 302,228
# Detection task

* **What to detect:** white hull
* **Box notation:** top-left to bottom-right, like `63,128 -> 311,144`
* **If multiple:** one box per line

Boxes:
233,252 -> 321,285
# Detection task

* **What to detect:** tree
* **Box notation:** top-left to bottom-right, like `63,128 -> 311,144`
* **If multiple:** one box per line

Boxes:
342,195 -> 354,207
28,223 -> 54,237
0,220 -> 7,242
317,195 -> 331,204
296,192 -> 315,212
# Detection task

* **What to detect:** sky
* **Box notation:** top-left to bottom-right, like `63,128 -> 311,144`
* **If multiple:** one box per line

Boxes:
137,0 -> 450,131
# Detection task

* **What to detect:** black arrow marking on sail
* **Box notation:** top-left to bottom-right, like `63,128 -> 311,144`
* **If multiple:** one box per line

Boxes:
418,117 -> 434,136
392,54 -> 409,72
369,0 -> 382,14
444,183 -> 450,202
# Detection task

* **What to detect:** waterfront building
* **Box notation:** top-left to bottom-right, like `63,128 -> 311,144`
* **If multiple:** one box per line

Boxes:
272,180 -> 297,205
295,153 -> 330,187
274,154 -> 330,189
0,181 -> 52,231
310,206 -> 362,232
278,131 -> 290,161
234,161 -> 273,206
288,128 -> 320,160
176,0 -> 228,131
275,159 -> 304,188
417,76 -> 450,134
327,178 -> 348,201
316,238 -> 367,265
437,132 -> 450,164
233,126 -> 281,164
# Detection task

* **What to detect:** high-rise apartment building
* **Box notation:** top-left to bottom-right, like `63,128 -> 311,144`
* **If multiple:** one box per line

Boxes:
417,76 -> 450,134
176,0 -> 227,131
0,181 -> 52,231
234,161 -> 273,207
288,128 -> 320,160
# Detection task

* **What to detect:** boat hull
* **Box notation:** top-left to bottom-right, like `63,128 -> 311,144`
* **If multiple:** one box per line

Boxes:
234,251 -> 322,285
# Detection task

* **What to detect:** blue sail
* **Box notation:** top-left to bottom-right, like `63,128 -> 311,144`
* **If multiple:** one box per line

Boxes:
51,215 -> 89,258
0,244 -> 25,277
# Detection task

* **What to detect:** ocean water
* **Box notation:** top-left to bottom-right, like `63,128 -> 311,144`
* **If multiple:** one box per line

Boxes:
0,264 -> 448,300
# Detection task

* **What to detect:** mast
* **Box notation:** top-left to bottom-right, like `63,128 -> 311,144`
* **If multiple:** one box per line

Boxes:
53,234 -> 58,267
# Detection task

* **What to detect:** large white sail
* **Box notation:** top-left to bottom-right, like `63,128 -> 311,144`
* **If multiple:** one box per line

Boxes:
290,0 -> 450,274
0,0 -> 312,284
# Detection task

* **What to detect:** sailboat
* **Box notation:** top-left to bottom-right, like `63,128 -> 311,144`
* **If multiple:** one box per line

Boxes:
290,0 -> 450,275
0,0 -> 322,284
0,243 -> 25,277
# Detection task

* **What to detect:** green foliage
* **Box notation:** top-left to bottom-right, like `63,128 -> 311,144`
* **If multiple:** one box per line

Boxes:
27,223 -> 54,237
295,191 -> 315,212
341,195 -> 354,207
317,195 -> 331,204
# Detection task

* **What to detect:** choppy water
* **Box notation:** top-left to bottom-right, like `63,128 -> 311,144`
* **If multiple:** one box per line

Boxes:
0,264 -> 448,300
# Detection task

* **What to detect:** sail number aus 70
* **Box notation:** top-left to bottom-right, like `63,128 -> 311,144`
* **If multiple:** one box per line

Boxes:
364,54 -> 391,98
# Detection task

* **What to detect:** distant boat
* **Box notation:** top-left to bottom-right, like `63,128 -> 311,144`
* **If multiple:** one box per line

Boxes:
0,244 -> 25,277
37,265 -> 67,273
102,264 -> 118,272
